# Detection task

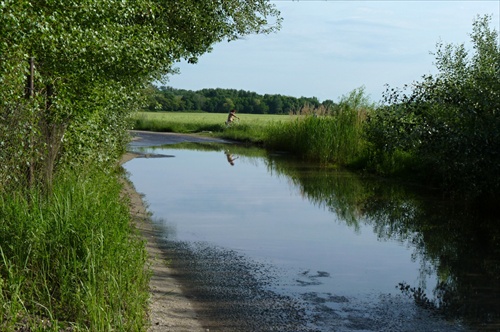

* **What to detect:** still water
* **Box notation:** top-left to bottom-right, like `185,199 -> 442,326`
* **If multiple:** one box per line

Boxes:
125,136 -> 499,331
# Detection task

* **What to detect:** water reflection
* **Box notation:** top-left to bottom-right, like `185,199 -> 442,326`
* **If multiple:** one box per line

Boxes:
266,153 -> 500,329
128,142 -> 500,330
224,150 -> 239,166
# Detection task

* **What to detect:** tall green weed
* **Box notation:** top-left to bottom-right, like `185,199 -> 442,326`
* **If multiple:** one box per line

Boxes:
0,168 -> 149,331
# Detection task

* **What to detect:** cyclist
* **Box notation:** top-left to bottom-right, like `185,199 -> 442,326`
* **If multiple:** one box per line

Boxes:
226,109 -> 240,126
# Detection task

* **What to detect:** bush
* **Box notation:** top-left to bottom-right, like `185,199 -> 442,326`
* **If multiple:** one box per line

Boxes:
365,15 -> 500,197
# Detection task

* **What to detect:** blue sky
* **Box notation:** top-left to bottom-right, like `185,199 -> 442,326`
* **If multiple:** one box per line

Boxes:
166,1 -> 500,103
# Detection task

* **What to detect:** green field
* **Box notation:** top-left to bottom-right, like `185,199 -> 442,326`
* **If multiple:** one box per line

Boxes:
131,111 -> 293,143
132,111 -> 290,130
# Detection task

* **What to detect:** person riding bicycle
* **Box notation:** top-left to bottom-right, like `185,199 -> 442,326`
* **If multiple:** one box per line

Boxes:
226,109 -> 240,126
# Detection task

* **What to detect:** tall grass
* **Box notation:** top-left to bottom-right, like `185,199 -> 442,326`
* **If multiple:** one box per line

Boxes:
264,88 -> 372,165
0,168 -> 149,331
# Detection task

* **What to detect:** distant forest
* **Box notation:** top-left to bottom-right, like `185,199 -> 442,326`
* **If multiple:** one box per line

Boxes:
144,85 -> 336,114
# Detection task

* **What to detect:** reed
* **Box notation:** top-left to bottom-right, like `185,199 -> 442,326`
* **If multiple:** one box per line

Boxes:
265,91 -> 370,165
0,168 -> 149,331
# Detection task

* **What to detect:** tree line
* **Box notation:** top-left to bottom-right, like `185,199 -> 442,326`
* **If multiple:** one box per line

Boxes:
144,85 -> 337,114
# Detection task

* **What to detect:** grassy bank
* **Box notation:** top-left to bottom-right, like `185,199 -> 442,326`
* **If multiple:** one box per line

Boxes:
0,168 -> 149,331
132,109 -> 369,165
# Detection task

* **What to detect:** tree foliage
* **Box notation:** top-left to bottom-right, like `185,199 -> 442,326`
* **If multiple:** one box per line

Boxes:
365,15 -> 499,198
0,0 -> 281,192
144,85 -> 334,114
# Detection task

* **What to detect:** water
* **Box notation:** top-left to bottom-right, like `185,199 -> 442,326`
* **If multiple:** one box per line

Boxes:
125,135 -> 500,331
128,149 -> 429,295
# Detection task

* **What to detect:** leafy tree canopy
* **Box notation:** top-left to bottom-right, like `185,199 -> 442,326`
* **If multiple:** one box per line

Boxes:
0,0 -> 282,190
1,0 -> 282,85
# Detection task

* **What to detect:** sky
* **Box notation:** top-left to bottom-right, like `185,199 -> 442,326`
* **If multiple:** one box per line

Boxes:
165,1 -> 500,103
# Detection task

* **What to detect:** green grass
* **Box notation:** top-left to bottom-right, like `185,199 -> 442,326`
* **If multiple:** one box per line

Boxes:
131,110 -> 370,165
132,88 -> 374,168
0,168 -> 149,331
131,111 -> 291,144
261,88 -> 374,166
132,111 -> 287,130
264,106 -> 368,165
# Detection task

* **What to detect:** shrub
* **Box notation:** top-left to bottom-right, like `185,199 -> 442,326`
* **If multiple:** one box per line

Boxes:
365,15 -> 500,197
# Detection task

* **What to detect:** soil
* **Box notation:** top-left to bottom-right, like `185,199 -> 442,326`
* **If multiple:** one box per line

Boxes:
121,151 -> 207,332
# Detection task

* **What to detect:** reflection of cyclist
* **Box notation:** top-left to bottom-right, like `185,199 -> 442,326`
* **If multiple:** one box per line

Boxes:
226,109 -> 240,126
225,150 -> 239,166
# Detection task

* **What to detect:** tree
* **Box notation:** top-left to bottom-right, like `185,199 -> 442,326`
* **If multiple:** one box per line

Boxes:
0,0 -> 282,191
366,15 -> 499,198
222,98 -> 235,112
265,94 -> 284,114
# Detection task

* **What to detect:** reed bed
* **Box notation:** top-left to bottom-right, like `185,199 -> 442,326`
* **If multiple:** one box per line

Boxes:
0,169 -> 149,331
265,101 -> 369,165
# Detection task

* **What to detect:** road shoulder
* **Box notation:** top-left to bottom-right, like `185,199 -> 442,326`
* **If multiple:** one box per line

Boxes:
121,152 -> 206,332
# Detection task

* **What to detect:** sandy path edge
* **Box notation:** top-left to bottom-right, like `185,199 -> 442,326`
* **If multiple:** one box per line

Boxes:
120,152 -> 206,332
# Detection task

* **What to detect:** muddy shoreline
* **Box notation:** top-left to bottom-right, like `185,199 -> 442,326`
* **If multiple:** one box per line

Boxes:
122,155 -> 206,332
122,131 -> 217,331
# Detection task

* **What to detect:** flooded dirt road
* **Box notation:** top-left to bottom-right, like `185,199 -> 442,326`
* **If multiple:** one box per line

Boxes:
126,131 -> 498,331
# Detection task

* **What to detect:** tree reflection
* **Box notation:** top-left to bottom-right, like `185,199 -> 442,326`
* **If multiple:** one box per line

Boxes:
265,154 -> 500,330
140,142 -> 500,329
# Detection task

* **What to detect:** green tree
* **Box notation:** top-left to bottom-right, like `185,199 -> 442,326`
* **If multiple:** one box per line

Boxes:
0,0 -> 282,191
264,94 -> 284,114
366,15 -> 499,198
223,98 -> 236,112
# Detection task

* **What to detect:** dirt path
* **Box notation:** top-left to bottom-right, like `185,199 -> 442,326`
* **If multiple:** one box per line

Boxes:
121,151 -> 207,332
